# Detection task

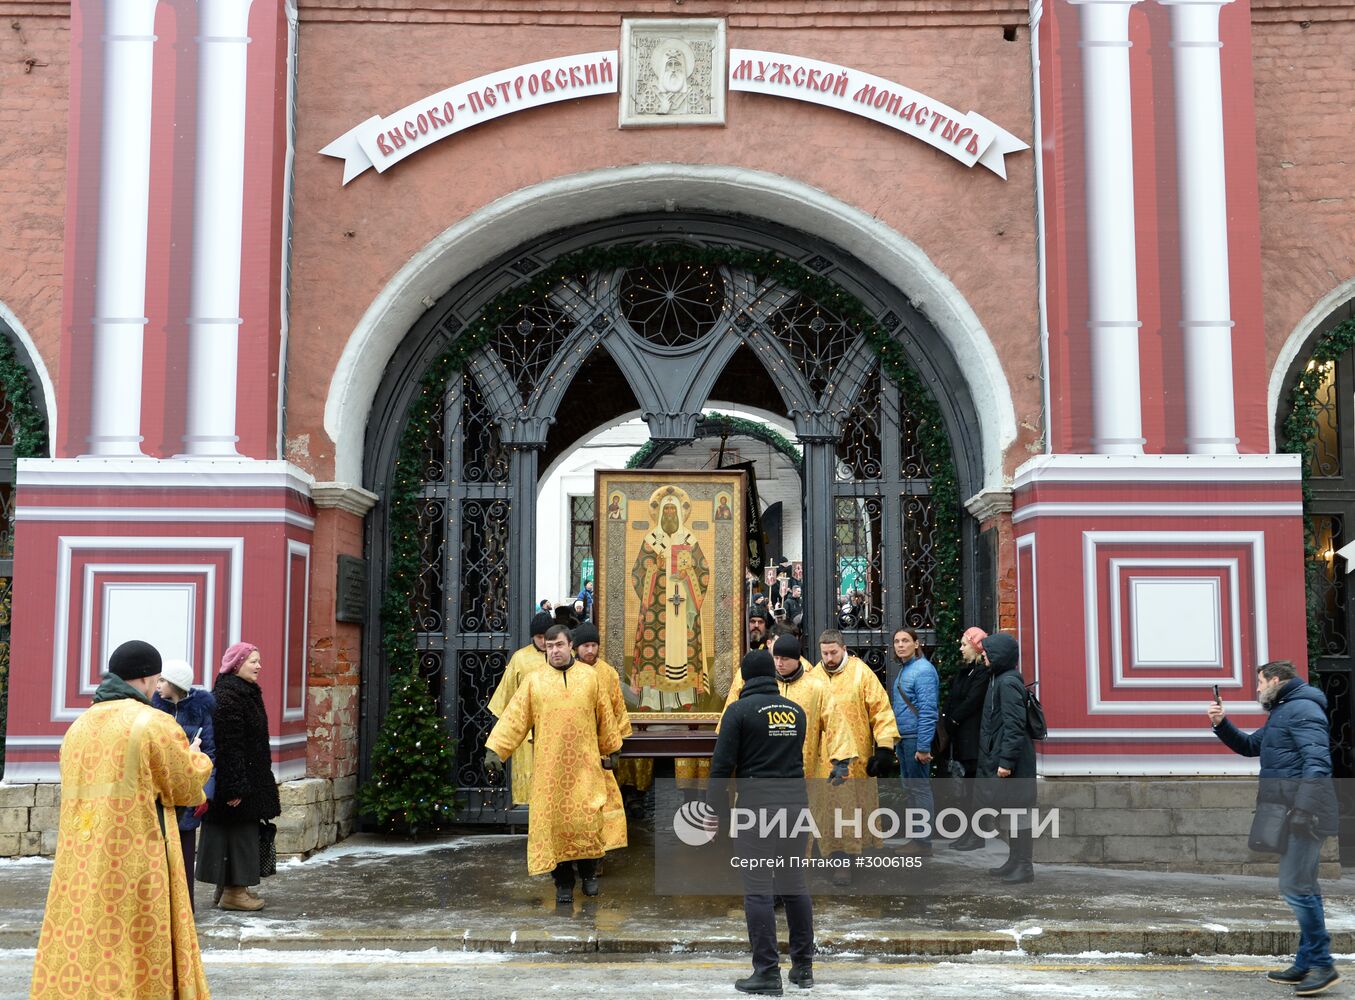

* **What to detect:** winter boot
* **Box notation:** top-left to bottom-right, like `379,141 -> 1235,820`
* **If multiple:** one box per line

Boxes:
986,838 -> 1020,877
219,886 -> 264,911
1295,966 -> 1341,996
735,969 -> 784,996
1265,965 -> 1308,984
552,863 -> 575,905
950,829 -> 985,852
788,963 -> 814,989
1001,830 -> 1034,884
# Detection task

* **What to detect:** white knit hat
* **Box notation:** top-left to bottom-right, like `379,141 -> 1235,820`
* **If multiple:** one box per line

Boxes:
160,659 -> 195,694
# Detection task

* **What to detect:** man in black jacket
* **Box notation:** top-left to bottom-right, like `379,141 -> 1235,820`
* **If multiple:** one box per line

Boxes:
1210,661 -> 1341,996
710,650 -> 843,995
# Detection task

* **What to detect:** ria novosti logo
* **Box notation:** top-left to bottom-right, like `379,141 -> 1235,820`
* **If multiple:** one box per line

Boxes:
672,799 -> 718,846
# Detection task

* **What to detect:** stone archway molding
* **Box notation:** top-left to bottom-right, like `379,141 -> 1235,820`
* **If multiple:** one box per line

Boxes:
1269,276 -> 1355,452
0,299 -> 57,456
323,164 -> 1017,491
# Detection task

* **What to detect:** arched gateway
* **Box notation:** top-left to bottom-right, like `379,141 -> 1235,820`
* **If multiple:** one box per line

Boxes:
362,213 -> 992,818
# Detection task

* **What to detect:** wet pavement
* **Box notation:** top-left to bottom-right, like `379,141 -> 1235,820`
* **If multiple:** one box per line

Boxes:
2,829 -> 1353,958
0,950 -> 1329,999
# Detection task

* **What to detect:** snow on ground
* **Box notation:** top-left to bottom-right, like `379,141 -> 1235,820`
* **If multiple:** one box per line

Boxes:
201,948 -> 514,965
278,833 -> 524,868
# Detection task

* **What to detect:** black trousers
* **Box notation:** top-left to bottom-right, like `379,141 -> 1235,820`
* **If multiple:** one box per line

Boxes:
740,832 -> 814,974
180,829 -> 197,912
552,857 -> 600,887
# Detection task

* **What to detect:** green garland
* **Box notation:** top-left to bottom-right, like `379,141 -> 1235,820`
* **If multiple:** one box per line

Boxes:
0,331 -> 47,460
626,412 -> 803,470
1279,316 -> 1355,665
372,243 -> 966,811
0,329 -> 47,777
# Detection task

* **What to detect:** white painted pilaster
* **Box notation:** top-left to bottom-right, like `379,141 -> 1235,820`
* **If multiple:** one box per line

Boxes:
1160,0 -> 1238,455
179,0 -> 255,457
85,0 -> 160,457
1070,0 -> 1146,455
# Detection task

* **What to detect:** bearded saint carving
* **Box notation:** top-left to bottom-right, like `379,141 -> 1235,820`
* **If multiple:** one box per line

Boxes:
648,38 -> 696,115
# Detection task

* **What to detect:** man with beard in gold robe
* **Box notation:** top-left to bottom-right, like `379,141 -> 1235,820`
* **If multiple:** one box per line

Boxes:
485,625 -> 622,904
572,622 -> 629,858
815,628 -> 900,885
31,640 -> 214,1000
487,610 -> 553,805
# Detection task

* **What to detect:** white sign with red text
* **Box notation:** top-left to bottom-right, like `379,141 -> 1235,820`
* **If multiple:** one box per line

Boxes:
728,49 -> 1028,179
321,51 -> 618,184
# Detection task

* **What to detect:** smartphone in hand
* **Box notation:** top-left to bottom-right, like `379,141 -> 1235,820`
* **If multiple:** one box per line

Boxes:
1212,684 -> 1221,705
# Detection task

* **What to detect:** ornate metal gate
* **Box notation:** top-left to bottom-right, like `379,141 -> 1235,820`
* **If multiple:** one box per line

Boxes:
363,214 -> 987,820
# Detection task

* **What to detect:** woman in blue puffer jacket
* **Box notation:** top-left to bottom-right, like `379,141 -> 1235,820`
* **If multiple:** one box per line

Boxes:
153,659 -> 216,911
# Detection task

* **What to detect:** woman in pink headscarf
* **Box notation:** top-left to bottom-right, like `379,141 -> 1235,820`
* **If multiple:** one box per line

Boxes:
195,642 -> 280,910
941,627 -> 991,852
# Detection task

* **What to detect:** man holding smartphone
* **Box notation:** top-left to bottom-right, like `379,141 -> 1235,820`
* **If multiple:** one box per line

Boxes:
1208,661 -> 1341,997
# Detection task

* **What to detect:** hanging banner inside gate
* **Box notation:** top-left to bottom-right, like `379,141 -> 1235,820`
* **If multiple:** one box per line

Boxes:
321,51 -> 618,184
728,49 -> 1028,179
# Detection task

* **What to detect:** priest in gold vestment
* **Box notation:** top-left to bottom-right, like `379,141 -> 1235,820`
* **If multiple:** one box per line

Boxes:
31,640 -> 214,1000
814,629 -> 900,870
485,625 -> 622,904
487,610 -> 553,805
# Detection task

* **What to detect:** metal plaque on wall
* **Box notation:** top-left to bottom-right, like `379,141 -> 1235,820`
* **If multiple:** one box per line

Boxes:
336,554 -> 368,624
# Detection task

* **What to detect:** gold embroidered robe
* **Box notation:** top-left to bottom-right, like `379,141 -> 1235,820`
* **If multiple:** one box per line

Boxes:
487,642 -> 547,805
486,662 -> 622,875
590,656 -> 630,851
815,655 -> 900,855
31,699 -> 214,1000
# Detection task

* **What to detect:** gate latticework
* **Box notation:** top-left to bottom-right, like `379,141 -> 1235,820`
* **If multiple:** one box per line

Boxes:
364,222 -> 982,821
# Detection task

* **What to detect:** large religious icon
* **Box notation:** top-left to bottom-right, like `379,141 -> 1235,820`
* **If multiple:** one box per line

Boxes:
594,469 -> 746,721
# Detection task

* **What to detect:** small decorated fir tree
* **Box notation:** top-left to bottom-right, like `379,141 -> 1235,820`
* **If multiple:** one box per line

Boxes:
358,668 -> 459,834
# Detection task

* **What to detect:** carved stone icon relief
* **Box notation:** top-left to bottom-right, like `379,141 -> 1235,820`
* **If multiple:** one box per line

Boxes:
619,19 -> 726,128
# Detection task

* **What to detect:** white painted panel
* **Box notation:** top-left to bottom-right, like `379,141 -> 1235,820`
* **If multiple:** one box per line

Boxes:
1130,577 -> 1221,666
102,583 -> 195,669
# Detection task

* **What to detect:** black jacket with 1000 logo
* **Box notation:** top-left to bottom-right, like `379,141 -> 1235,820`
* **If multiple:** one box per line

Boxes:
710,674 -> 807,783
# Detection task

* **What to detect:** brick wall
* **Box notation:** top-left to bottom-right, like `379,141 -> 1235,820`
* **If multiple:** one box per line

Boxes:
1253,5 -> 1355,378
0,0 -> 67,383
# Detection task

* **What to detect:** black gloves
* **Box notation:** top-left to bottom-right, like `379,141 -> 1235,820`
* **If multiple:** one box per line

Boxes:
1289,809 -> 1323,840
602,752 -> 620,771
483,749 -> 505,784
828,759 -> 851,786
864,745 -> 897,778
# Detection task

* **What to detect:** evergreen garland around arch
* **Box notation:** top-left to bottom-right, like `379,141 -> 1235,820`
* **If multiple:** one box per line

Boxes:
0,330 -> 47,777
626,412 -> 803,471
363,244 -> 966,824
1279,316 -> 1355,665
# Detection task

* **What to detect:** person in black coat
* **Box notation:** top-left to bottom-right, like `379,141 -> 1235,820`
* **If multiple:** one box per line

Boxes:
942,626 -> 991,852
196,642 -> 281,911
1210,661 -> 1341,995
709,650 -> 840,996
976,632 -> 1037,883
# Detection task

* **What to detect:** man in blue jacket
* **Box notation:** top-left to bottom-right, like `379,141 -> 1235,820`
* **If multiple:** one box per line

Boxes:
890,627 -> 939,855
1210,660 -> 1341,997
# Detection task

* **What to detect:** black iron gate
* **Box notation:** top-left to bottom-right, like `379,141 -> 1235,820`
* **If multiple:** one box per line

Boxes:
362,215 -> 986,819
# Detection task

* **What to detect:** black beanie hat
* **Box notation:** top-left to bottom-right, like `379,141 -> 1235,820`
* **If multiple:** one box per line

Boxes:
740,649 -> 776,682
573,622 -> 600,646
772,634 -> 801,660
108,639 -> 162,681
748,606 -> 772,624
983,632 -> 1020,670
530,611 -> 554,636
